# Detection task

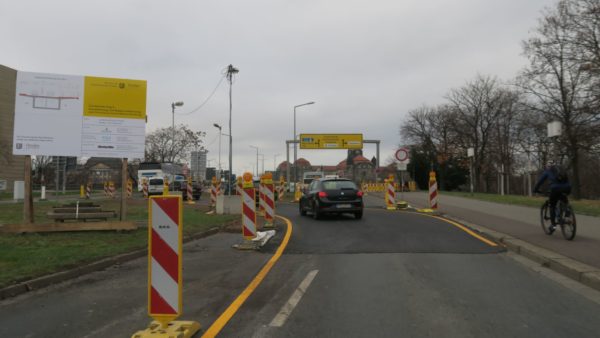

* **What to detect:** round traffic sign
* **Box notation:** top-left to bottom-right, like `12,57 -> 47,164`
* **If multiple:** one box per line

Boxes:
395,148 -> 409,162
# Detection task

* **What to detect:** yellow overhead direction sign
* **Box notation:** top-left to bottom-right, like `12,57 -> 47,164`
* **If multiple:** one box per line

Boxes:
300,134 -> 363,149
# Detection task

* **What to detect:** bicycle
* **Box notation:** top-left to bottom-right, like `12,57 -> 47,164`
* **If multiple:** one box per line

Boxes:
539,192 -> 577,240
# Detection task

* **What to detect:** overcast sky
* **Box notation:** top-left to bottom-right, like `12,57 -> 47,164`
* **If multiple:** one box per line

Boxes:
1,0 -> 555,175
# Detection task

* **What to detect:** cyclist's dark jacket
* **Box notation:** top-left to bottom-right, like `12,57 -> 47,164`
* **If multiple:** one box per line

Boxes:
533,167 -> 571,192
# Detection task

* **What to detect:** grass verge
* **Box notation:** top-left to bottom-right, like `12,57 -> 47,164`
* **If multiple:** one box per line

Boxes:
0,198 -> 237,288
441,191 -> 600,217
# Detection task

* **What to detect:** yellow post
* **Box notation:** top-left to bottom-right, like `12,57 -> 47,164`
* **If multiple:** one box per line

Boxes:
163,177 -> 169,196
294,182 -> 302,202
80,185 -> 85,198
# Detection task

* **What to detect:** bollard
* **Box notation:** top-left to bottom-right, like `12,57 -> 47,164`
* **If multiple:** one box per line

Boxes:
294,182 -> 302,202
127,179 -> 133,198
386,176 -> 396,210
80,185 -> 85,198
104,182 -> 109,197
186,177 -> 195,204
429,171 -> 438,209
278,177 -> 286,200
86,183 -> 91,199
109,181 -> 115,198
132,195 -> 201,337
142,178 -> 149,199
263,173 -> 275,228
162,177 -> 169,196
237,172 -> 258,249
258,175 -> 266,217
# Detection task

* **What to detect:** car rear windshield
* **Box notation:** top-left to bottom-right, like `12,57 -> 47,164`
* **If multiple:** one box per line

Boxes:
149,179 -> 163,185
322,180 -> 357,190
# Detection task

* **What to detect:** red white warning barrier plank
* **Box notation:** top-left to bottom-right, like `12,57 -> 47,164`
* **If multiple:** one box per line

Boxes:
149,196 -> 182,323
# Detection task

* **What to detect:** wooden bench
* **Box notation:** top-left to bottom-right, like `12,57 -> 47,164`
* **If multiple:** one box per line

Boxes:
47,203 -> 117,222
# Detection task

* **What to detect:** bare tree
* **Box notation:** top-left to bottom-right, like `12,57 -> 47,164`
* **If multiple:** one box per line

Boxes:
518,0 -> 600,198
145,125 -> 206,163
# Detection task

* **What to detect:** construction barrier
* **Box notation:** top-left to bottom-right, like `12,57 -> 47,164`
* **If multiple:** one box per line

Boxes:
429,171 -> 438,209
104,182 -> 109,197
109,181 -> 115,198
263,173 -> 275,228
241,172 -> 257,240
85,183 -> 91,199
163,177 -> 169,196
294,182 -> 302,202
127,179 -> 133,198
142,178 -> 149,199
278,177 -> 286,200
258,176 -> 266,217
409,181 -> 417,192
385,177 -> 396,210
134,195 -> 200,337
186,177 -> 195,204
236,176 -> 242,195
210,177 -> 218,209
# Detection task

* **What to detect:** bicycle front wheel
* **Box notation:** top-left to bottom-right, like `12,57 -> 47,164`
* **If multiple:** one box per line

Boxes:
540,201 -> 555,235
561,205 -> 576,240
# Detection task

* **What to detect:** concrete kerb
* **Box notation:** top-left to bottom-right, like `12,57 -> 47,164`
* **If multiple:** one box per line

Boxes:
0,224 -> 231,300
439,213 -> 600,293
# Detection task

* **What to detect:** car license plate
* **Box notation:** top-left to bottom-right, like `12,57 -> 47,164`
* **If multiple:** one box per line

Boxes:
337,204 -> 351,208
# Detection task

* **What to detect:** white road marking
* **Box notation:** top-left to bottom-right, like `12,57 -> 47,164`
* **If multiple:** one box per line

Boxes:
269,269 -> 319,327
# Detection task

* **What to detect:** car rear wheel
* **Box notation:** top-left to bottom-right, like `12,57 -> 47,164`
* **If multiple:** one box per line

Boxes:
312,202 -> 321,220
299,201 -> 307,216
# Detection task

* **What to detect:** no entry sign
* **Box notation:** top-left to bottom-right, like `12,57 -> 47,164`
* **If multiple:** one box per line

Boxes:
395,148 -> 409,163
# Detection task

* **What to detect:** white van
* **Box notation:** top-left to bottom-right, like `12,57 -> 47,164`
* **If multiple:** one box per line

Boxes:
147,177 -> 165,196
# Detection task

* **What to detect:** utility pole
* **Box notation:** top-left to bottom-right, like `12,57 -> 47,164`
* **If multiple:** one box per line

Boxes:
226,64 -> 239,195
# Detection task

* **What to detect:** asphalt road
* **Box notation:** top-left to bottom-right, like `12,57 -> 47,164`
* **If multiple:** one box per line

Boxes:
1,196 -> 599,337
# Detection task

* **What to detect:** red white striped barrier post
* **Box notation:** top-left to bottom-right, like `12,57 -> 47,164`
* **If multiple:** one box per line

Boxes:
429,171 -> 438,209
278,177 -> 285,200
85,183 -> 91,199
238,172 -> 257,249
386,175 -> 396,210
127,179 -> 133,198
143,178 -> 149,199
258,175 -> 266,217
104,182 -> 109,197
186,177 -> 195,204
109,181 -> 115,199
134,195 -> 200,336
263,173 -> 275,228
210,177 -> 217,210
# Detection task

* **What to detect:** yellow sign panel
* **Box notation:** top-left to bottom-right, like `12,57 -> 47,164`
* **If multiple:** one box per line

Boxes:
83,76 -> 147,119
300,134 -> 363,149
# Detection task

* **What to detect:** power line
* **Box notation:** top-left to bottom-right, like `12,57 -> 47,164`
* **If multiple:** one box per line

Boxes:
178,74 -> 226,116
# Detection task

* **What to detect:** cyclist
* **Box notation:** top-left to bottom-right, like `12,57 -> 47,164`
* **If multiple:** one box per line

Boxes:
533,161 -> 572,230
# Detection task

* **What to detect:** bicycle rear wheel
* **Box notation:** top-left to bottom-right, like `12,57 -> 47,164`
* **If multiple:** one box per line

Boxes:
561,205 -> 576,240
540,201 -> 555,235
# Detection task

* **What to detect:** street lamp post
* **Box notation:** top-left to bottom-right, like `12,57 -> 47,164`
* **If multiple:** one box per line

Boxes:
226,65 -> 239,195
171,101 -> 184,159
293,101 -> 315,182
213,123 -> 222,179
249,145 -> 259,177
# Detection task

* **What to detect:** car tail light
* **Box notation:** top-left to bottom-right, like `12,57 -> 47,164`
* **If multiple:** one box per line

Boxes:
318,191 -> 327,198
357,191 -> 364,197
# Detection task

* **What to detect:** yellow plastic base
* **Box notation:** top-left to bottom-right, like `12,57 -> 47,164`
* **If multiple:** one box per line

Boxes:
233,240 -> 259,250
417,208 -> 435,213
132,320 -> 201,338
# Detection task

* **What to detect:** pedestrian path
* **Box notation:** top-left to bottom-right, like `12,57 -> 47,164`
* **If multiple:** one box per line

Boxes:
394,192 -> 600,269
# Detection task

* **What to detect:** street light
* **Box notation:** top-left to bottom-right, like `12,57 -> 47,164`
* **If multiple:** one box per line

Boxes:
293,101 -> 315,182
213,123 -> 222,179
249,145 -> 259,177
171,101 -> 184,155
258,154 -> 265,175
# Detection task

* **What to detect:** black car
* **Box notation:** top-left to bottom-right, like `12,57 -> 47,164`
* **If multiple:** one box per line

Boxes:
299,178 -> 364,219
